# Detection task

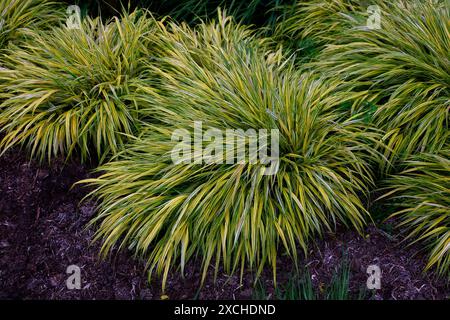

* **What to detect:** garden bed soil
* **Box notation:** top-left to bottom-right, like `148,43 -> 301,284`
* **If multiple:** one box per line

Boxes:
0,149 -> 448,300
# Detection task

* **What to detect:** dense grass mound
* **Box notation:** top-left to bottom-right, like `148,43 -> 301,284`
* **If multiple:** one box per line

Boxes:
0,0 -> 63,52
83,15 -> 381,289
380,151 -> 450,276
313,1 -> 449,166
0,10 -> 158,162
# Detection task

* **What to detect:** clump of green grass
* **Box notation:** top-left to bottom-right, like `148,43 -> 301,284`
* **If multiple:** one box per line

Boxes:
253,269 -> 317,300
82,13 -> 381,290
313,1 -> 449,167
325,258 -> 351,300
253,258 -> 361,300
0,10 -> 159,162
379,150 -> 450,277
0,0 -> 64,53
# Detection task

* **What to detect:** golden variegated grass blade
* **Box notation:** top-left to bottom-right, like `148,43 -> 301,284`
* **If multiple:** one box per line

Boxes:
0,0 -> 64,52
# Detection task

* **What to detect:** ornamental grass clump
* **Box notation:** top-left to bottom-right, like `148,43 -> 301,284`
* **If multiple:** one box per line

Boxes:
313,0 -> 449,166
83,15 -> 381,289
379,151 -> 450,277
0,10 -> 159,162
0,0 -> 64,53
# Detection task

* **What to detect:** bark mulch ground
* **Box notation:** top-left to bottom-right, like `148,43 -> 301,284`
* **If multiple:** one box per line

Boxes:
0,149 -> 448,299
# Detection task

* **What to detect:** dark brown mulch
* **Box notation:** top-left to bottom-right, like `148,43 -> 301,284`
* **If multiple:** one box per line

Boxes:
0,149 -> 448,300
